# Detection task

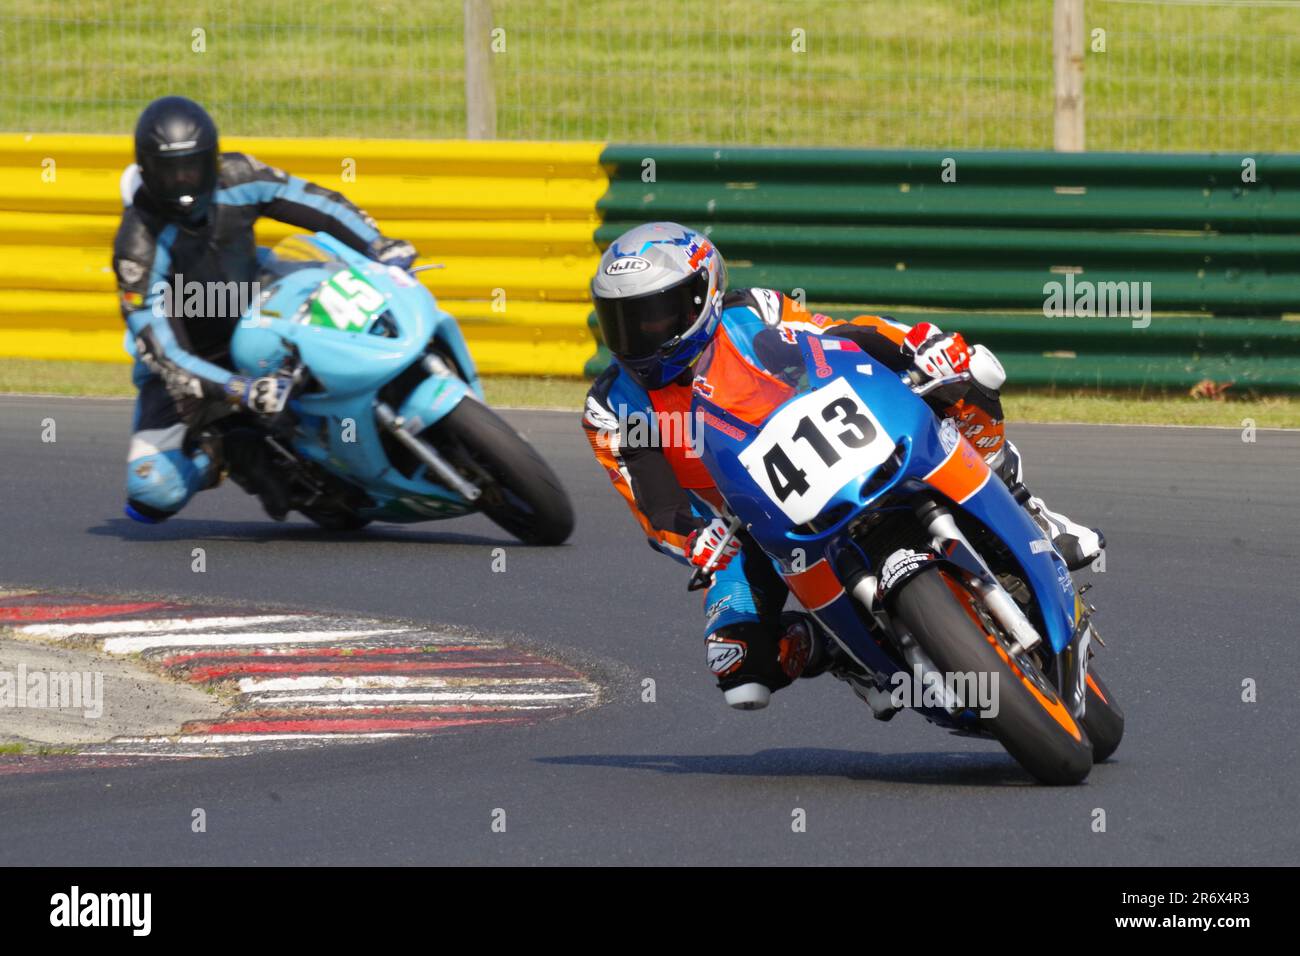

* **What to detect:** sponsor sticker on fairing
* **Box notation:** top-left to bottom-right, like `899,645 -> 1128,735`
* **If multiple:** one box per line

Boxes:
1056,561 -> 1075,596
939,417 -> 960,454
880,548 -> 933,592
818,333 -> 857,346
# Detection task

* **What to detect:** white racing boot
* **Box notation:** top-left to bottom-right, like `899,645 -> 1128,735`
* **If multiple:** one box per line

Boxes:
996,441 -> 1105,571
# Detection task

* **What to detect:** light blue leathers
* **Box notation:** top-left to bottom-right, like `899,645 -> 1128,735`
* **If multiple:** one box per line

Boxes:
124,421 -> 213,523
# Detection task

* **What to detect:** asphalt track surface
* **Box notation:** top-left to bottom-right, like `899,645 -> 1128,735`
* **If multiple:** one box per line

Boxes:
1,396 -> 1297,865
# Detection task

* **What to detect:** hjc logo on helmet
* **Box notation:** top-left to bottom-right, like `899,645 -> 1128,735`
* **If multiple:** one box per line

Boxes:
604,256 -> 651,276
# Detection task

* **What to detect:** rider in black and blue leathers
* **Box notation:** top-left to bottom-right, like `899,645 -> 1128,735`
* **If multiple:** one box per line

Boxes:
113,96 -> 417,523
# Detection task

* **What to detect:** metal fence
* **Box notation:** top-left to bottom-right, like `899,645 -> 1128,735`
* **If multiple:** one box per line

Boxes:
0,0 -> 1296,150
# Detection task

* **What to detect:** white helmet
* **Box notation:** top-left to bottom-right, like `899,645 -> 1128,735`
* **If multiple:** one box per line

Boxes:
591,222 -> 727,390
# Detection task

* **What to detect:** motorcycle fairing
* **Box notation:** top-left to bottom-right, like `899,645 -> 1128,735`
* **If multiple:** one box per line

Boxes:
691,334 -> 1080,719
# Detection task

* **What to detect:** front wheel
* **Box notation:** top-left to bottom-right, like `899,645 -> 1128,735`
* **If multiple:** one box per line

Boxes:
428,398 -> 574,545
1081,665 -> 1124,763
892,567 -> 1094,785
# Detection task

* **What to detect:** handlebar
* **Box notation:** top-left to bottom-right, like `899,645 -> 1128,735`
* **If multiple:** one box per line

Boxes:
903,369 -> 972,398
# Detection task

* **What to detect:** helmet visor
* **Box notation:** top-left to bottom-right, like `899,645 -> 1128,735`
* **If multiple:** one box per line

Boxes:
141,150 -> 217,207
594,268 -> 710,360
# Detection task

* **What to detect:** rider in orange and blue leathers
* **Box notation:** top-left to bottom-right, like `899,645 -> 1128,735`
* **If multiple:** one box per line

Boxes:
583,222 -> 1104,710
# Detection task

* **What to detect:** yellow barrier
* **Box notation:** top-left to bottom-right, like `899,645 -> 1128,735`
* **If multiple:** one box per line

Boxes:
0,134 -> 606,375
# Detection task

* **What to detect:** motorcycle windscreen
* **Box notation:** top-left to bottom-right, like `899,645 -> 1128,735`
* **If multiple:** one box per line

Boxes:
271,234 -> 340,263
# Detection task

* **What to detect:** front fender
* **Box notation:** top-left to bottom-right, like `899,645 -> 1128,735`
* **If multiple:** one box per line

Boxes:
429,314 -> 484,399
397,372 -> 474,432
952,473 -> 1078,653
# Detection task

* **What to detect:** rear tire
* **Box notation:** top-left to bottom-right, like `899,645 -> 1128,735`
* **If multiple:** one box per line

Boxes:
1081,665 -> 1124,763
892,567 -> 1093,785
429,398 -> 574,545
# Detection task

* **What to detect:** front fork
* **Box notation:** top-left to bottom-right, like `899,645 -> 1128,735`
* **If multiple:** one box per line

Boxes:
911,497 -> 1044,657
373,400 -> 482,502
911,495 -> 1095,720
842,495 -> 1052,719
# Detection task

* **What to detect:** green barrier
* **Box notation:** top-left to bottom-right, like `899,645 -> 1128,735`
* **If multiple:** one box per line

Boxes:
600,146 -> 1300,189
588,145 -> 1300,389
584,309 -> 1300,390
593,222 -> 1300,268
601,182 -> 1300,233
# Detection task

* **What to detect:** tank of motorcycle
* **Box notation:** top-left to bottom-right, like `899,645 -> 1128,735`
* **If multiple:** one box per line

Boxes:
692,334 -> 1077,655
231,232 -> 483,406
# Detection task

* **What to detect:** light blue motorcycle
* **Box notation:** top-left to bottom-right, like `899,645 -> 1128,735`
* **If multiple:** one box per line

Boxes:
224,232 -> 573,544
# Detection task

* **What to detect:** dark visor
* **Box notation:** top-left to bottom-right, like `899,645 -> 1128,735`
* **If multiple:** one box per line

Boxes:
141,150 -> 216,203
594,268 -> 709,360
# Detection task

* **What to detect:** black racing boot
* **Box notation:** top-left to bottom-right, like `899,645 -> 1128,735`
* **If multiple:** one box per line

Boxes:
221,428 -> 291,521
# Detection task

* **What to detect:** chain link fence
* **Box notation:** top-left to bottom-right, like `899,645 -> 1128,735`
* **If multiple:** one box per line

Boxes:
0,0 -> 1296,150
1088,0 -> 1300,151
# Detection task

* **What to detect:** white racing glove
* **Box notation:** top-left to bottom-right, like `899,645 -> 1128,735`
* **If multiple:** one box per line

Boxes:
903,322 -> 1006,393
902,321 -> 972,380
686,518 -> 741,572
227,374 -> 292,416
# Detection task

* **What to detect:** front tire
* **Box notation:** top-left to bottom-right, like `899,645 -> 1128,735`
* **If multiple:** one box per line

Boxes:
892,567 -> 1094,785
428,398 -> 574,545
1081,665 -> 1124,763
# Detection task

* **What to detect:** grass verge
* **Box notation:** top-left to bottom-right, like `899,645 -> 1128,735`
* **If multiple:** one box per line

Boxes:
1,358 -> 1296,428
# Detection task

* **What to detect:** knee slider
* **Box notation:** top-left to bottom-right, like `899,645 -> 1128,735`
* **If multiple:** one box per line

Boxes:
125,449 -> 203,517
706,620 -> 795,706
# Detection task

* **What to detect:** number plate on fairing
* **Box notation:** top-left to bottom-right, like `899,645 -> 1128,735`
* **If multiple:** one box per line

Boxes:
738,378 -> 895,525
304,268 -> 388,332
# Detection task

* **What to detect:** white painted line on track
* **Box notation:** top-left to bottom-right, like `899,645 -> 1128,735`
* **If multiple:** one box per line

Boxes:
237,675 -> 578,692
269,702 -> 566,712
20,615 -> 303,637
243,691 -> 595,704
101,627 -> 413,655
110,733 -> 411,745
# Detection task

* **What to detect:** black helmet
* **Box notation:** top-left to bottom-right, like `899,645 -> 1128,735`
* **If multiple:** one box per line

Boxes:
134,96 -> 219,222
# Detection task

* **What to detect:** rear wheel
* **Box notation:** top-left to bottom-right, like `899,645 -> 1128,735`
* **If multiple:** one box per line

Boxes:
428,398 -> 574,545
1081,665 -> 1124,763
892,567 -> 1094,785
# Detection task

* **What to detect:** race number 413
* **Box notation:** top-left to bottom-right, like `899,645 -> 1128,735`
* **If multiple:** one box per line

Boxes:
738,378 -> 895,524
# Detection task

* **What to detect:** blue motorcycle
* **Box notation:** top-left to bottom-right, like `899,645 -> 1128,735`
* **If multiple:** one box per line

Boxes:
690,333 -> 1122,784
222,232 -> 573,544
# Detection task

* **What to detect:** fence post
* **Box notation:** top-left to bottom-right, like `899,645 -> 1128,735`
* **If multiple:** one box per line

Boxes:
1053,0 -> 1085,151
464,0 -> 497,139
